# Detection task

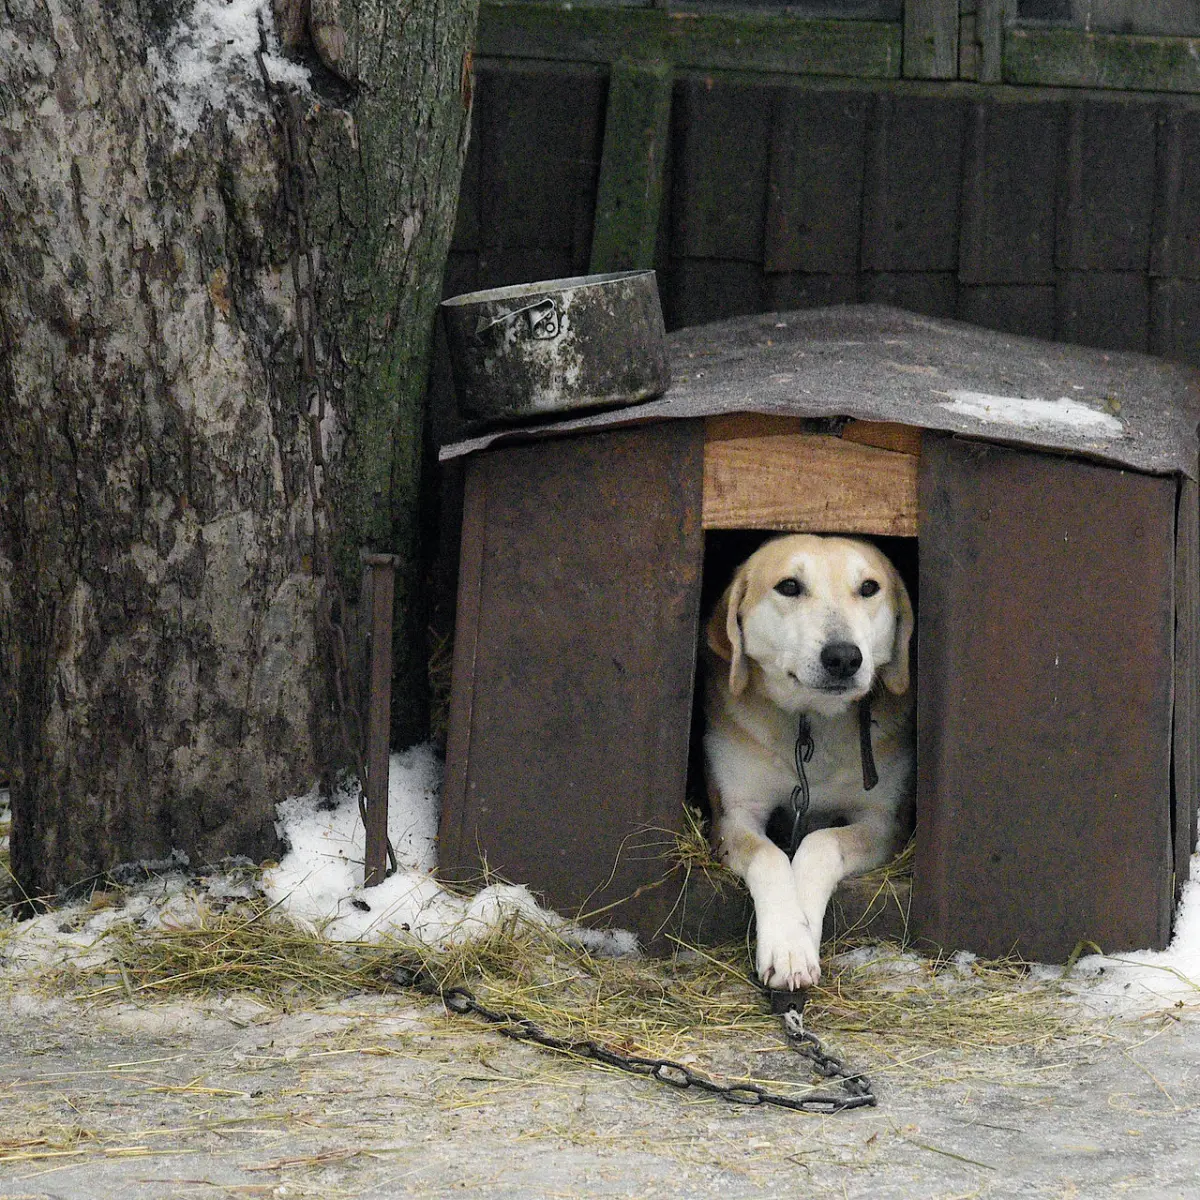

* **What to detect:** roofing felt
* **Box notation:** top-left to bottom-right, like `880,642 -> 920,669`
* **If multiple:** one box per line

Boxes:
440,305 -> 1200,478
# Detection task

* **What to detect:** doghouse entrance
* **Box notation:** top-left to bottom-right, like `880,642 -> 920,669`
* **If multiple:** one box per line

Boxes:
691,414 -> 923,944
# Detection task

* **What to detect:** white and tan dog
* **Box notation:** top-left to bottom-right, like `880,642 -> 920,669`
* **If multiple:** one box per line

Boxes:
704,534 -> 916,991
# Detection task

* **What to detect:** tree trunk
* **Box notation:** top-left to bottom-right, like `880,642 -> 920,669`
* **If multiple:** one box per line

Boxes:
0,0 -> 476,897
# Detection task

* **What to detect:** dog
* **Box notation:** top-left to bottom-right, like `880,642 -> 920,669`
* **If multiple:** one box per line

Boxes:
703,534 -> 916,991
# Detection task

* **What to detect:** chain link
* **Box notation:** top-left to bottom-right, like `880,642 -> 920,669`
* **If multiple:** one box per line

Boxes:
255,28 -> 397,875
391,964 -> 876,1115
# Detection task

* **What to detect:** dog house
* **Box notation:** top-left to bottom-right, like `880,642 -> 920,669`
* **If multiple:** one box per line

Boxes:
437,305 -> 1200,962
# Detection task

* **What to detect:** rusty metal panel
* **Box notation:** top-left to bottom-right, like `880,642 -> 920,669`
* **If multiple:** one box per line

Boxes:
913,436 -> 1176,960
1175,476 -> 1200,898
439,422 -> 706,942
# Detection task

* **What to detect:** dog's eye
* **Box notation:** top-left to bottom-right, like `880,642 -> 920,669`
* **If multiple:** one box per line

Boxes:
859,579 -> 881,598
774,577 -> 804,597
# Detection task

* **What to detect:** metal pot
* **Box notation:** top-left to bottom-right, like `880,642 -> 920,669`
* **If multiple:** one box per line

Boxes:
440,270 -> 670,424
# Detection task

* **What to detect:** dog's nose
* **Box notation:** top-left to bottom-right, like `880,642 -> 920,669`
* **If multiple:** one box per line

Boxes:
820,641 -> 862,680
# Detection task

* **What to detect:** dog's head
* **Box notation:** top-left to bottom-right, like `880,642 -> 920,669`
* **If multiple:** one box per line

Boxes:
707,534 -> 914,716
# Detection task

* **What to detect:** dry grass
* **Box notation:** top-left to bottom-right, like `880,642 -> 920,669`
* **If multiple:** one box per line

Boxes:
58,890 -> 1084,1092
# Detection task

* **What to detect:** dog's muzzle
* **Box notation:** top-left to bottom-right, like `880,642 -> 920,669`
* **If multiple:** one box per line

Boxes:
819,641 -> 862,681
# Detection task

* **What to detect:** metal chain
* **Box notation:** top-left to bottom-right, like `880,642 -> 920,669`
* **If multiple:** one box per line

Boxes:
255,30 -> 396,874
392,965 -> 876,1114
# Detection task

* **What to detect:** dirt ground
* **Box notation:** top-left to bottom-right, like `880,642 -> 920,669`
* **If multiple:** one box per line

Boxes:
2,980 -> 1199,1200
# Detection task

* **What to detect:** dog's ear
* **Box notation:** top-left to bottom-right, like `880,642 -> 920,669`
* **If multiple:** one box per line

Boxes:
707,569 -> 750,696
879,568 -> 915,695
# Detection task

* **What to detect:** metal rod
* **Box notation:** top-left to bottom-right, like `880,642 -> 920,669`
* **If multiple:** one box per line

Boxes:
363,553 -> 398,888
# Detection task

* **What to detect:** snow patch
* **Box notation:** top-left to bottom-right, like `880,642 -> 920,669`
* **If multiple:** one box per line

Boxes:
261,747 -> 637,954
148,0 -> 310,138
936,389 -> 1124,436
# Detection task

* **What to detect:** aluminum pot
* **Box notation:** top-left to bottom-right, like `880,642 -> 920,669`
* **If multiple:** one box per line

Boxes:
440,270 -> 670,424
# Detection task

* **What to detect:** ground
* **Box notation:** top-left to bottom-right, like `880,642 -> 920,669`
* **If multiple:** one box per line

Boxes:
2,982 -> 1198,1199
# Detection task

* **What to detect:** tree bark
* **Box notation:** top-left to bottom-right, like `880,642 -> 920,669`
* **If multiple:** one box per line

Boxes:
0,0 -> 475,897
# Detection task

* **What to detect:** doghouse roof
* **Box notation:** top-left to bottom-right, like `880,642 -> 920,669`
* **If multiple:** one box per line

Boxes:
441,305 -> 1200,478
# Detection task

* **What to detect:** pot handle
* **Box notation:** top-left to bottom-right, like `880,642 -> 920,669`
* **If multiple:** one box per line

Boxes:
475,297 -> 561,342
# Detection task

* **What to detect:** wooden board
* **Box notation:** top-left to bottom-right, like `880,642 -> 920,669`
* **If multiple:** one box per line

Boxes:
913,436 -> 1176,960
902,0 -> 959,79
476,4 -> 902,78
1005,28 -> 1200,93
702,418 -> 919,534
440,422 -> 706,943
588,59 -> 673,274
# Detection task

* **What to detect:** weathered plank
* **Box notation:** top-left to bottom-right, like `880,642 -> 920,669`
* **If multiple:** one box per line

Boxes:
1057,100 -> 1157,272
476,3 -> 903,77
1151,106 -> 1200,280
1056,271 -> 1150,352
765,272 -> 858,313
440,423 -> 706,943
913,436 -> 1176,960
1151,278 -> 1200,365
1174,476 -> 1200,901
903,0 -> 959,78
477,62 -> 606,266
862,271 -> 957,317
666,259 -> 765,329
589,59 -> 674,273
702,423 -> 919,534
957,283 -> 1057,337
765,89 -> 870,274
861,93 -> 968,272
960,98 -> 1064,285
672,80 -> 772,263
1005,28 -> 1200,92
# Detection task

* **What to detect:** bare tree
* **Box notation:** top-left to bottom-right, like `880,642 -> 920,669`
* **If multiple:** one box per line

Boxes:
0,0 -> 476,897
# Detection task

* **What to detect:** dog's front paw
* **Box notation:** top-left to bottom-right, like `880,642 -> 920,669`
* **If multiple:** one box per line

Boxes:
755,915 -> 822,990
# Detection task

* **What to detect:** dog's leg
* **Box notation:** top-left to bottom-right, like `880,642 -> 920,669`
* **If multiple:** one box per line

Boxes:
790,815 -> 897,984
716,815 -> 820,992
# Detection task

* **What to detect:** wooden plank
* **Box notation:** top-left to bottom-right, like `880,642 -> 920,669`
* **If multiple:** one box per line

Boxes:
666,259 -> 765,328
1057,100 -> 1156,272
959,98 -> 1064,285
477,62 -> 606,263
439,423 -> 706,943
842,420 -> 924,456
1056,272 -> 1150,352
862,271 -> 957,317
588,59 -> 673,273
702,427 -> 919,534
1150,278 -> 1200,366
976,0 -> 1009,84
1174,476 -> 1199,904
1151,106 -> 1200,280
903,0 -> 959,78
1004,28 -> 1200,92
861,93 -> 967,273
958,283 -> 1057,337
672,80 -> 771,262
765,89 -> 869,275
476,3 -> 903,78
913,436 -> 1176,960
765,272 -> 858,312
